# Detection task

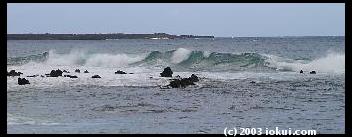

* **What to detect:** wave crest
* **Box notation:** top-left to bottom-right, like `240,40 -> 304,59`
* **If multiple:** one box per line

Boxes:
7,48 -> 345,73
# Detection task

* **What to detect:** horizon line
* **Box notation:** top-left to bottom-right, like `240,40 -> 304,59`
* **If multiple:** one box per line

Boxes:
6,33 -> 345,38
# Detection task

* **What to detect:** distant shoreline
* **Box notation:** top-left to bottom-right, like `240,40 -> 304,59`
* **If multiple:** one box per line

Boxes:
7,33 -> 215,40
7,34 -> 344,40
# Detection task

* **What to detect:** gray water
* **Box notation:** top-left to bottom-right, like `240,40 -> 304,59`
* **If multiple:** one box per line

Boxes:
7,37 -> 345,134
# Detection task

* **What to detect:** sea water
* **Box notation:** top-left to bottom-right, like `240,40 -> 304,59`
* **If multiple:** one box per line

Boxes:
7,37 -> 345,133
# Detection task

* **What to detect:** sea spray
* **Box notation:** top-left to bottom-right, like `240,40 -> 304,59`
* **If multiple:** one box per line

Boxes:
46,50 -> 88,66
45,49 -> 146,67
170,48 -> 192,64
265,52 -> 345,73
305,52 -> 344,73
85,54 -> 145,67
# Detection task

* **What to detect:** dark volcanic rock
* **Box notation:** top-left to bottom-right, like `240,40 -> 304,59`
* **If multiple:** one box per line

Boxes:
49,69 -> 63,77
69,75 -> 78,78
115,70 -> 127,74
63,70 -> 70,73
84,70 -> 89,73
27,75 -> 39,77
18,78 -> 30,85
310,71 -> 316,74
169,78 -> 195,88
75,69 -> 80,73
160,67 -> 173,77
7,70 -> 22,76
189,74 -> 199,82
300,70 -> 303,73
64,75 -> 78,78
168,74 -> 199,88
92,75 -> 101,78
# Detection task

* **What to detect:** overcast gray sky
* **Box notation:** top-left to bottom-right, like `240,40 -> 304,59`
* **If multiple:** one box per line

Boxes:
7,3 -> 345,37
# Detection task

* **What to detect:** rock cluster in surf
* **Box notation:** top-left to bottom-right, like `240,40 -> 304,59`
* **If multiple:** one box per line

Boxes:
8,67 -> 320,87
158,67 -> 200,88
168,74 -> 199,88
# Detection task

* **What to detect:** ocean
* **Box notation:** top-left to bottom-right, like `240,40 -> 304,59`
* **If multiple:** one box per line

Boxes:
7,37 -> 345,134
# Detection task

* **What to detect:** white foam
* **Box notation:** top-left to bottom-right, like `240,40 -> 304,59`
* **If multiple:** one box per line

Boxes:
265,52 -> 345,74
170,48 -> 192,64
201,71 -> 298,80
203,51 -> 211,58
7,64 -> 170,89
7,113 -> 59,126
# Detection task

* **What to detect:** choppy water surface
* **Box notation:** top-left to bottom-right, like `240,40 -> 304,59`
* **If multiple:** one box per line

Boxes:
7,37 -> 345,133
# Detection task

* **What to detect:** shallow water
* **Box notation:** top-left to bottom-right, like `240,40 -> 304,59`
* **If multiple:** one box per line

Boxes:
7,37 -> 345,133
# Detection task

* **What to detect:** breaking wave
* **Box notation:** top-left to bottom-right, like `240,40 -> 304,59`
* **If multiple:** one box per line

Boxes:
7,48 -> 345,73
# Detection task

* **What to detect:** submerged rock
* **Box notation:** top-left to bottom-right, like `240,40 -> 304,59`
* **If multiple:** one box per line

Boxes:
75,69 -> 80,73
160,67 -> 173,77
310,71 -> 316,74
115,70 -> 127,74
49,69 -> 63,77
84,70 -> 89,73
92,75 -> 101,78
18,78 -> 30,85
7,70 -> 22,76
